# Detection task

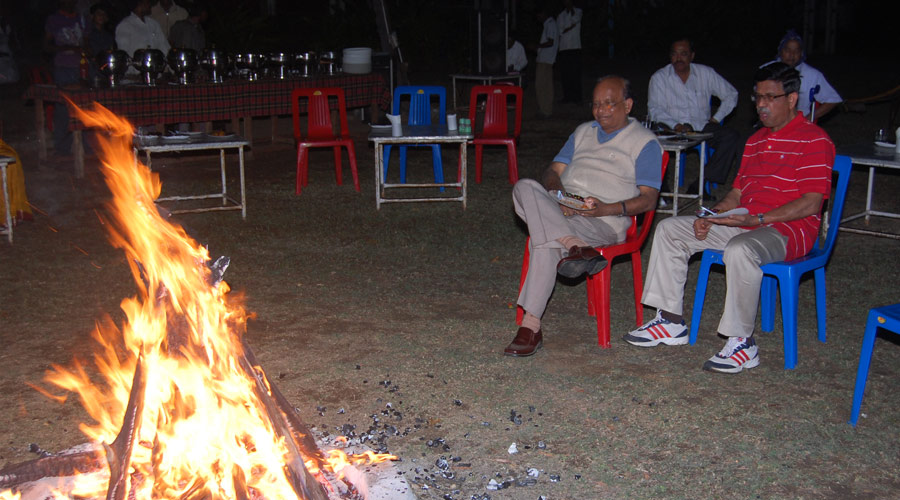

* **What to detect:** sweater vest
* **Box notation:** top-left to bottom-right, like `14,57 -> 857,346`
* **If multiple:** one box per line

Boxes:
560,118 -> 657,236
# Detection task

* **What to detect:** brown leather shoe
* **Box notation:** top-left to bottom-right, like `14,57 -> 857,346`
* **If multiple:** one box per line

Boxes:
557,246 -> 608,278
504,327 -> 543,357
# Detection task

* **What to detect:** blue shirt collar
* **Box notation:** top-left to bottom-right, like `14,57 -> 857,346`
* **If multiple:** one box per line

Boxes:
592,120 -> 629,143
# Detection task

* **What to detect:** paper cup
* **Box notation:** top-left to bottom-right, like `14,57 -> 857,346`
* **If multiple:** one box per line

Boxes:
447,114 -> 458,130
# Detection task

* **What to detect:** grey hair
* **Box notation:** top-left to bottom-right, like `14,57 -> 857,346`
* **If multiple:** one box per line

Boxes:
596,75 -> 632,100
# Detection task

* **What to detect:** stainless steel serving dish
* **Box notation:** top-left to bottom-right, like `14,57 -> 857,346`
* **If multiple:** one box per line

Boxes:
95,50 -> 129,87
199,49 -> 230,83
168,48 -> 198,85
318,50 -> 336,75
132,48 -> 166,86
292,51 -> 316,77
267,52 -> 292,79
234,53 -> 265,80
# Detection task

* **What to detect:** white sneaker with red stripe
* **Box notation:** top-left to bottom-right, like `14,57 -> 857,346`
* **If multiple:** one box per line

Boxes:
702,336 -> 760,373
622,310 -> 688,347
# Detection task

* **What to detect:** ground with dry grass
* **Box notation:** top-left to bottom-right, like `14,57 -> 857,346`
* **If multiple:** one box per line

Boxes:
2,56 -> 899,499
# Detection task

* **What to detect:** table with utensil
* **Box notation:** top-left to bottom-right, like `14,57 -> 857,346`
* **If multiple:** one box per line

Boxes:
835,142 -> 900,239
25,73 -> 391,177
368,125 -> 473,209
133,134 -> 249,219
656,131 -> 714,215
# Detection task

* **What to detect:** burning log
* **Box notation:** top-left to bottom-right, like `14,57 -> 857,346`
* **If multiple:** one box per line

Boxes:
237,343 -> 329,500
0,450 -> 105,490
103,354 -> 146,500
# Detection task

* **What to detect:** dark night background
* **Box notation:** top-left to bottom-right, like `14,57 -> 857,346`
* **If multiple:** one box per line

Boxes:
2,0 -> 893,74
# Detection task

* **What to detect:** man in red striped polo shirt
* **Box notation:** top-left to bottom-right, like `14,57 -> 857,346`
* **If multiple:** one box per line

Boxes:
623,62 -> 835,373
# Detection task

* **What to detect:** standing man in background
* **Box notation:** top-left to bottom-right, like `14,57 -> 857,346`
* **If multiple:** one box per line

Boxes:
169,3 -> 206,51
557,0 -> 582,104
533,8 -> 558,118
150,0 -> 187,40
507,33 -> 527,73
116,0 -> 170,67
44,0 -> 86,157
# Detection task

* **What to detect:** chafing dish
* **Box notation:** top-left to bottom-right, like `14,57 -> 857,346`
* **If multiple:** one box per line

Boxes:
234,53 -> 265,80
167,48 -> 198,85
132,48 -> 166,86
199,48 -> 230,83
95,50 -> 129,87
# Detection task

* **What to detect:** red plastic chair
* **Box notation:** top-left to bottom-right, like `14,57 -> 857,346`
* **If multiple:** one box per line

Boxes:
515,151 -> 669,348
467,85 -> 523,184
291,87 -> 359,194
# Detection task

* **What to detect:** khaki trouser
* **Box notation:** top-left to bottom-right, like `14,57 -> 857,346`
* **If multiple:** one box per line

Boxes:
535,62 -> 554,117
513,179 -> 620,317
641,216 -> 788,337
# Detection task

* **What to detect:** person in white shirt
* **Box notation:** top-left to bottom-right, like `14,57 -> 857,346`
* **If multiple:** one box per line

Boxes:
116,0 -> 170,73
648,39 -> 741,187
772,30 -> 841,121
150,0 -> 187,40
506,35 -> 527,73
556,0 -> 582,103
533,9 -> 558,118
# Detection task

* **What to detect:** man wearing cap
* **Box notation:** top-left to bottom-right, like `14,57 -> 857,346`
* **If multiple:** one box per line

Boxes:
770,29 -> 841,121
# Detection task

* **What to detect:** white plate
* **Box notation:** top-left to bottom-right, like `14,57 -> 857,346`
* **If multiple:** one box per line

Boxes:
161,135 -> 190,144
134,134 -> 160,146
875,141 -> 895,149
370,124 -> 392,130
656,134 -> 677,140
549,190 -> 590,211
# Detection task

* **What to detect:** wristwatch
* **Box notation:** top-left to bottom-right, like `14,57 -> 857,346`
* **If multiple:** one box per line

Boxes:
757,213 -> 766,225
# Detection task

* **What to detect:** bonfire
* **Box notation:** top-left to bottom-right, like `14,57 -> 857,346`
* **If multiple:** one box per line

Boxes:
0,104 -> 393,500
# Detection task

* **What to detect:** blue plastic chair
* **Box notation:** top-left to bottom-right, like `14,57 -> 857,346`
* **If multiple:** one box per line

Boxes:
677,98 -> 722,195
678,145 -> 716,194
383,86 -> 447,186
849,303 -> 900,426
808,85 -> 821,122
688,155 -> 851,369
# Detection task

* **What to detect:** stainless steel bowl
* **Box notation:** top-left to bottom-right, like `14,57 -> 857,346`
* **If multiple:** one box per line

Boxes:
267,52 -> 292,79
292,51 -> 316,77
132,48 -> 166,85
200,49 -> 230,83
234,53 -> 265,80
318,50 -> 336,75
95,50 -> 129,87
168,48 -> 198,84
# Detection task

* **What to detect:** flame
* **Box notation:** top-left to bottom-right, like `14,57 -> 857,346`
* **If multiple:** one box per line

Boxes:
1,103 -> 393,500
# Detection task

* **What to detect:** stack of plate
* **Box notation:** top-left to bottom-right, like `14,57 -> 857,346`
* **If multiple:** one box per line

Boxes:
342,47 -> 372,74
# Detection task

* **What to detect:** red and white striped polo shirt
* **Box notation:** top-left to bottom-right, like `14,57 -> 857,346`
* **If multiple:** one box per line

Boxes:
734,113 -> 835,260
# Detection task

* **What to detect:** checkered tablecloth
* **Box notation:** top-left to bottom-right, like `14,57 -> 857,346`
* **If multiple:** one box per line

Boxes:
24,73 -> 391,128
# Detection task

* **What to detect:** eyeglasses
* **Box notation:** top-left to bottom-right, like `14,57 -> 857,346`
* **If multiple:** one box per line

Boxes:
591,100 -> 626,111
751,93 -> 788,104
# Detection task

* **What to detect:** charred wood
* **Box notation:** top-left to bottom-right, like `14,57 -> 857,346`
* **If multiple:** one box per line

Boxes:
104,354 -> 147,500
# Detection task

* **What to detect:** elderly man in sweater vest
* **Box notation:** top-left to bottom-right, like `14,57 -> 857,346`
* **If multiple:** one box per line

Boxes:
506,76 -> 663,357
